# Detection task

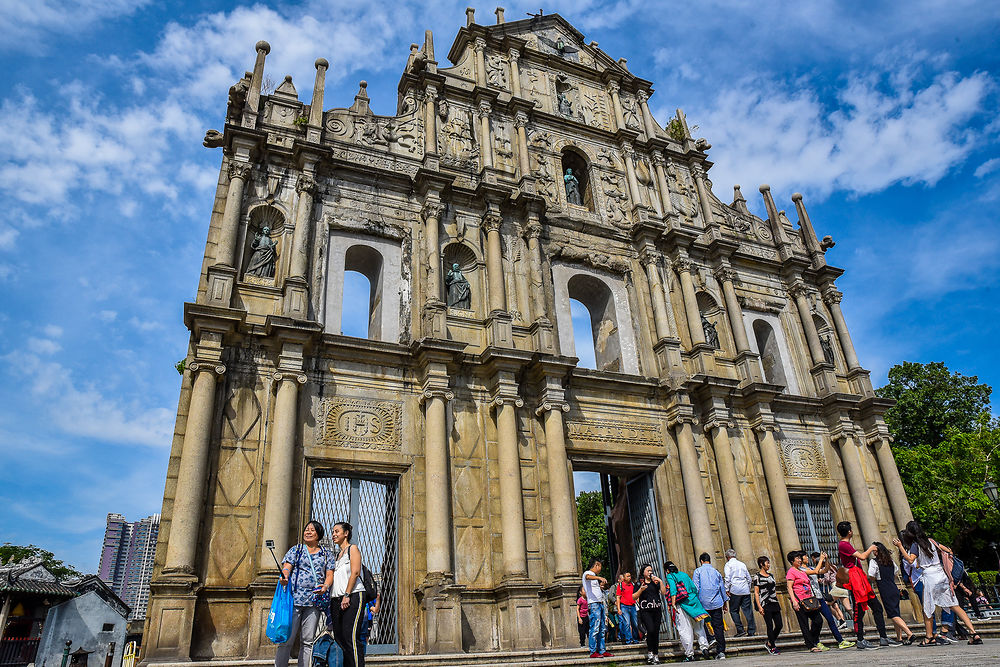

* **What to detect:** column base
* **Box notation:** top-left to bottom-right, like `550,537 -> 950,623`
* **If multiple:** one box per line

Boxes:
142,575 -> 201,662
529,317 -> 555,353
653,337 -> 684,377
518,174 -> 537,195
735,350 -> 764,385
417,573 -> 465,654
282,276 -> 309,319
810,362 -> 838,396
487,310 -> 514,348
205,264 -> 236,308
247,579 -> 280,658
423,300 -> 448,338
846,368 -> 874,396
540,578 -> 581,649
495,579 -> 543,650
689,344 -> 717,375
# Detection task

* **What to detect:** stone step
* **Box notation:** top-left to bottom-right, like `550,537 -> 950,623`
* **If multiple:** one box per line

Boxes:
150,619 -> 1000,667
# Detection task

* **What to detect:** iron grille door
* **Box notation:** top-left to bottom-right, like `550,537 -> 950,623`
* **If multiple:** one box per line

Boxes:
626,472 -> 673,637
790,497 -> 838,558
312,475 -> 399,654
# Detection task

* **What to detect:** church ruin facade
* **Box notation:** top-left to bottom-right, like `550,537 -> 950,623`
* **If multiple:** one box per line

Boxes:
144,10 -> 912,660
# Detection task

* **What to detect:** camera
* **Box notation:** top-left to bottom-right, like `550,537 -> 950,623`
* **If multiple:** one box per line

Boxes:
266,539 -> 275,549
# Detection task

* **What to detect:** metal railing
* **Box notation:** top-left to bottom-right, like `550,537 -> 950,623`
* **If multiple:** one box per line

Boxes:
0,638 -> 40,667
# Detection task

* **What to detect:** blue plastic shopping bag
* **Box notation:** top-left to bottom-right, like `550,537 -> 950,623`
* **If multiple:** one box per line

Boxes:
266,581 -> 293,643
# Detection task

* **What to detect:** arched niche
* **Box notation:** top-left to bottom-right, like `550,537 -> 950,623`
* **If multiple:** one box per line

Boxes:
752,319 -> 788,389
241,205 -> 286,283
696,290 -> 724,351
324,231 -> 402,343
560,147 -> 593,211
813,313 -> 837,366
442,242 -> 481,314
551,264 -> 640,375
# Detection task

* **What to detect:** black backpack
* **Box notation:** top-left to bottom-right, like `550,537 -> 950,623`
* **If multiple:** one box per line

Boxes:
351,544 -> 378,604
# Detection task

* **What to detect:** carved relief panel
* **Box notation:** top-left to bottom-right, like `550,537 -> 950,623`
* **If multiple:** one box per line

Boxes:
321,397 -> 403,451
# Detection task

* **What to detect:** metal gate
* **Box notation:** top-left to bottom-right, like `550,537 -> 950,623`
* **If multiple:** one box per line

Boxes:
311,474 -> 399,654
626,472 -> 673,637
791,496 -> 838,558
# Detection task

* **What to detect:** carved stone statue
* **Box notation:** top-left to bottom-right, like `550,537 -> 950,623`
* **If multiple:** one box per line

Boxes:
702,314 -> 719,349
557,92 -> 572,116
444,262 -> 471,309
564,168 -> 582,205
245,226 -> 277,278
821,335 -> 835,365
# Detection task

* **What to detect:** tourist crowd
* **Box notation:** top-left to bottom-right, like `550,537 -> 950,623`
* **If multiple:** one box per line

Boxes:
577,519 -> 986,663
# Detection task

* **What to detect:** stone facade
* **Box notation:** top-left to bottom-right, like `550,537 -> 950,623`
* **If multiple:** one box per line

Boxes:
143,10 -> 913,661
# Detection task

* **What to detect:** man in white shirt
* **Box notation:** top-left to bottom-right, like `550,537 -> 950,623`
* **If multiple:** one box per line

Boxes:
724,549 -> 757,637
582,558 -> 613,658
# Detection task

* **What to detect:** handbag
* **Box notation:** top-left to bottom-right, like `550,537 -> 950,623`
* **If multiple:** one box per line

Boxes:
265,581 -> 294,643
799,595 -> 821,612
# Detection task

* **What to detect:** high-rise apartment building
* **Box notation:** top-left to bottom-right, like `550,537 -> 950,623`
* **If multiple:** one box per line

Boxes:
97,512 -> 160,620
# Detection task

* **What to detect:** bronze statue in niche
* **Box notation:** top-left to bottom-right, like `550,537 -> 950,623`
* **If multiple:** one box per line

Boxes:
445,262 -> 471,309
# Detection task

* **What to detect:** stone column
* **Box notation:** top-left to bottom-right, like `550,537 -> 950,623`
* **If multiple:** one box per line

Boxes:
216,161 -> 252,268
288,172 -> 317,279
674,418 -> 714,555
716,267 -> 750,353
243,41 -> 270,126
508,48 -> 522,97
484,210 -> 506,313
690,162 -> 715,227
607,81 -> 625,131
838,434 -> 881,546
790,281 -> 825,366
477,101 -> 494,169
424,85 -> 439,156
473,37 -> 487,87
495,394 -> 528,578
642,251 -> 671,341
675,258 -> 706,346
163,361 -> 225,575
260,368 -> 307,568
753,424 -> 801,559
514,111 -> 531,179
637,90 -> 658,139
423,386 -> 455,576
306,58 -> 328,143
651,151 -> 676,218
524,216 -> 544,322
621,141 -> 641,205
422,200 -> 444,301
822,288 -> 861,370
873,437 -> 913,529
791,192 -> 824,265
538,400 -> 577,577
707,421 -> 753,559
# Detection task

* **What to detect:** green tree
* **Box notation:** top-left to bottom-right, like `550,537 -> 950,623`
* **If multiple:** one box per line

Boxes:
877,361 -> 991,448
576,490 -> 608,572
0,543 -> 82,579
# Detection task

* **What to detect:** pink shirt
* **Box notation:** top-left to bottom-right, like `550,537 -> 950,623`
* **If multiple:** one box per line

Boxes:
786,567 -> 812,601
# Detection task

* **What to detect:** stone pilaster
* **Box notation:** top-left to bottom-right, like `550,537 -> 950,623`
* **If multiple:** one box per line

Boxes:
477,100 -> 494,169
206,160 -> 252,307
716,266 -> 763,383
872,437 -> 913,530
282,169 -> 317,318
424,85 -> 439,157
675,257 -> 706,347
536,392 -> 577,580
620,140 -> 641,206
704,414 -> 753,560
748,409 -> 801,560
514,110 -> 531,179
834,429 -> 881,547
822,287 -> 860,370
473,37 -> 487,87
606,80 -> 625,131
651,150 -> 676,220
669,404 -> 714,556
508,47 -> 522,97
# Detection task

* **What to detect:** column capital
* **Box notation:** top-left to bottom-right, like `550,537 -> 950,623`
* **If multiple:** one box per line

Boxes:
672,256 -> 694,273
421,388 -> 454,403
421,199 -> 444,221
513,110 -> 529,128
703,418 -> 735,432
228,160 -> 253,181
188,361 -> 226,379
424,84 -> 439,100
638,245 -> 661,267
473,37 -> 487,52
535,401 -> 570,416
636,89 -> 649,104
295,173 -> 317,195
476,100 -> 492,118
619,140 -> 635,157
483,210 -> 503,233
689,161 -> 706,178
507,46 -> 521,62
822,287 -> 843,305
491,395 -> 524,408
651,149 -> 665,166
272,370 -> 307,385
788,279 -> 810,299
714,266 -> 739,284
522,219 -> 542,240
606,80 -> 621,95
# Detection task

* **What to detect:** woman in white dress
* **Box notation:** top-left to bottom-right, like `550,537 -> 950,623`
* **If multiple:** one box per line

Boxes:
893,520 -> 982,646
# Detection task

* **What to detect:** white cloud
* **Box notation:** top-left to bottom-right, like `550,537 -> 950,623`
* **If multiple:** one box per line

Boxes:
689,66 -> 994,203
27,337 -> 62,355
98,310 -> 118,322
128,316 -> 163,332
43,325 -> 64,338
0,223 -> 17,250
4,350 -> 173,448
975,158 -> 1000,179
0,0 -> 151,50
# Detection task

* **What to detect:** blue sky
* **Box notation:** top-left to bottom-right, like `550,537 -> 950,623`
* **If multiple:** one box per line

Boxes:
0,1 -> 997,573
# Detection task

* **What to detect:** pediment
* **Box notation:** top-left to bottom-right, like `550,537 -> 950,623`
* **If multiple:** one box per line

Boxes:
493,14 -> 631,79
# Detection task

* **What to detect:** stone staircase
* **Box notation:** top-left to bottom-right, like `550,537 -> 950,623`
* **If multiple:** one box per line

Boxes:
152,619 -> 1000,666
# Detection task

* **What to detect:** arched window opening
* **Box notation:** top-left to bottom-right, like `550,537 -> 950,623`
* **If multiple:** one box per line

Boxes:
343,244 -> 384,340
569,298 -> 597,369
753,319 -> 787,389
561,148 -> 593,211
567,274 -> 621,372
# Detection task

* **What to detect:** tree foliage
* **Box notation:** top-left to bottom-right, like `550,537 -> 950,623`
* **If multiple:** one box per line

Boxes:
877,361 -> 991,448
878,361 -> 999,569
576,490 -> 608,572
0,543 -> 82,579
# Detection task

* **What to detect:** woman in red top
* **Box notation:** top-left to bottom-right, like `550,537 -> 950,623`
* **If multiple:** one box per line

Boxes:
576,586 -> 589,647
786,551 -> 825,652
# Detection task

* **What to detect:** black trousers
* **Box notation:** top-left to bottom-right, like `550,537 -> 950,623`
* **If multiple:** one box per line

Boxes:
331,592 -> 366,667
639,609 -> 661,654
577,617 -> 588,646
849,591 -> 887,642
706,607 -> 726,654
762,604 -> 783,647
794,606 -> 823,648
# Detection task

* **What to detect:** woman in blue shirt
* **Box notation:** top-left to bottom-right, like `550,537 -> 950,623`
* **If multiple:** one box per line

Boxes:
275,520 -> 335,667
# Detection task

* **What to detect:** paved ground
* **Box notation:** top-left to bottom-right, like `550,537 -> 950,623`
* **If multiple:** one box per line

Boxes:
706,640 -> 999,666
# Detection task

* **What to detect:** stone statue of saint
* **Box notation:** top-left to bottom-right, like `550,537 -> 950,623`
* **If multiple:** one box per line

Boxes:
444,262 -> 471,309
701,314 -> 719,349
821,335 -> 835,365
245,226 -> 277,278
564,168 -> 582,205
557,91 -> 572,116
